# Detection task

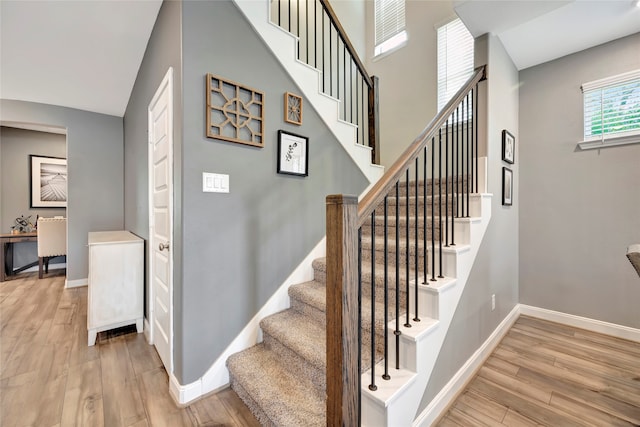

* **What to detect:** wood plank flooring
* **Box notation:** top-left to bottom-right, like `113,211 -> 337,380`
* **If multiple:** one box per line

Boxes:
0,273 -> 260,427
437,315 -> 640,427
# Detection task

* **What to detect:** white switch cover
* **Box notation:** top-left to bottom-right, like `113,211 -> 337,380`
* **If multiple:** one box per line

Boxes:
203,172 -> 229,193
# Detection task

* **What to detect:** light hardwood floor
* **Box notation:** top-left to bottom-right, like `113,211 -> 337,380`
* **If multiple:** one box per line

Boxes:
437,315 -> 640,426
0,272 -> 260,427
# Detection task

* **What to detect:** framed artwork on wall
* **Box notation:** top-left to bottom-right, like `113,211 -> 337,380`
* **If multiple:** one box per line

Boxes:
284,92 -> 303,125
30,155 -> 67,208
502,167 -> 513,206
277,130 -> 308,177
502,130 -> 515,164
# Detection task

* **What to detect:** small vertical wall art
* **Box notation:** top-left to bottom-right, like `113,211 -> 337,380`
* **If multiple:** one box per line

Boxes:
206,73 -> 264,148
284,92 -> 303,125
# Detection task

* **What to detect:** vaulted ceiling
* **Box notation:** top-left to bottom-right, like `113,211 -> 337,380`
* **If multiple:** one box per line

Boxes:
1,0 -> 638,118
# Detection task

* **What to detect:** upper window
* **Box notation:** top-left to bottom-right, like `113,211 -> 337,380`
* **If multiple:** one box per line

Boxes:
437,18 -> 474,114
582,70 -> 640,146
374,0 -> 407,57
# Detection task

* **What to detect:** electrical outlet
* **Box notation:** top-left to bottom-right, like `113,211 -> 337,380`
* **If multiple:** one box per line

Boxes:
491,294 -> 496,311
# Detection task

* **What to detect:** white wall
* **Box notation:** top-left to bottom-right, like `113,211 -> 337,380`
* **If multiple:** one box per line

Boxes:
365,0 -> 457,168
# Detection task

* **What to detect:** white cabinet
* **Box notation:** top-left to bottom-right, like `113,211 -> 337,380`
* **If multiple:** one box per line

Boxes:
87,231 -> 143,346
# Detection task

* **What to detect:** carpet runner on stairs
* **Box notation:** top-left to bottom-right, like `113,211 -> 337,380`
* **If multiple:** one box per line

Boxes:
227,178 -> 466,426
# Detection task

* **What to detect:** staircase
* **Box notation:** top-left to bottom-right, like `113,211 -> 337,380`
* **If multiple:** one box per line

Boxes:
226,1 -> 492,425
227,176 -> 492,426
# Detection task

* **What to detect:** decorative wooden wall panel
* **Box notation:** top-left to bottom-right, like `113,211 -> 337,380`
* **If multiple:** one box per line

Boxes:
206,74 -> 264,147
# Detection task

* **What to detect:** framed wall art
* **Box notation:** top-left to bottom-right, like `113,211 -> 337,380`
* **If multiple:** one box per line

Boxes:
502,129 -> 515,164
277,130 -> 308,177
502,167 -> 513,206
30,155 -> 67,208
284,92 -> 303,125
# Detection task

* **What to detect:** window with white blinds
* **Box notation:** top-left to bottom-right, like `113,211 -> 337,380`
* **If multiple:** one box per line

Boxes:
437,18 -> 474,115
582,70 -> 640,143
374,0 -> 407,57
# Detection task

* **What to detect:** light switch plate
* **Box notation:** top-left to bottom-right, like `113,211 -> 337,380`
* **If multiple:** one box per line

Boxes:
203,172 -> 229,193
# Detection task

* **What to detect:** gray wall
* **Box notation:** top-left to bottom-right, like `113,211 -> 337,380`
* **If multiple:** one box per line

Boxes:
417,33 -> 520,416
519,33 -> 640,328
1,126 -> 67,267
0,100 -> 124,281
123,0 -> 183,319
176,0 -> 368,384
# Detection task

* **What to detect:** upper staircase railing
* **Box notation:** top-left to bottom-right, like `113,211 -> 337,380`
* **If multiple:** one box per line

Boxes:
270,0 -> 380,164
326,65 -> 487,425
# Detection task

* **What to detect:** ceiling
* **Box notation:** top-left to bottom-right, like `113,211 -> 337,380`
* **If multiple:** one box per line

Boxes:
455,0 -> 640,70
0,0 -> 162,117
1,1 -> 638,118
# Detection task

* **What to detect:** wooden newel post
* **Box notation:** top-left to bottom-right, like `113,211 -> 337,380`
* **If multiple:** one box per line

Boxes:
326,194 -> 360,427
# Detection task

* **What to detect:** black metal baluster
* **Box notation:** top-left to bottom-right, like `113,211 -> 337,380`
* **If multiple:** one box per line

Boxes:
456,105 -> 460,218
405,170 -> 411,328
288,0 -> 291,32
470,89 -> 474,195
414,158 -> 420,321
466,94 -> 470,217
369,210 -> 377,391
423,146 -> 427,285
278,0 -> 281,26
383,197 -> 390,380
451,108 -> 456,246
461,98 -> 465,219
475,84 -> 479,193
314,0 -> 317,69
356,74 -> 359,145
438,128 -> 443,279
350,58 -> 353,124
430,137 -> 436,282
394,181 -> 400,369
445,118 -> 449,247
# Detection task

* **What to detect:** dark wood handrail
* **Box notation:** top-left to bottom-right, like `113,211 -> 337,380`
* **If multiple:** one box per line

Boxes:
357,65 -> 486,226
318,0 -> 373,89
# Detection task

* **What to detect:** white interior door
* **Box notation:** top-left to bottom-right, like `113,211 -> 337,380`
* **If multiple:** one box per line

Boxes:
148,67 -> 173,374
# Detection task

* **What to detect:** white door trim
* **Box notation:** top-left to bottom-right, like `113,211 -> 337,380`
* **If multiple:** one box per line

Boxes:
147,66 -> 174,375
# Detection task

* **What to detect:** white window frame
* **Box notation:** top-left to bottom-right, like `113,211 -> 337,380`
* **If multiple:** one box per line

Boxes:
436,18 -> 474,122
374,0 -> 407,58
579,69 -> 640,150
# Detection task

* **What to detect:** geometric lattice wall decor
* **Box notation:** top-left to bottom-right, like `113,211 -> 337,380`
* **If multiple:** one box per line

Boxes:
284,92 -> 303,126
206,73 -> 265,148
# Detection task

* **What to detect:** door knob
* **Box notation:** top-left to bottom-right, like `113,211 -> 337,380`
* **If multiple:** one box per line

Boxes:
159,242 -> 170,251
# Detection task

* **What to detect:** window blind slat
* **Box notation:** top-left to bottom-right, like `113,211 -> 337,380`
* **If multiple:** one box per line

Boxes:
375,0 -> 405,47
437,18 -> 474,115
583,72 -> 640,140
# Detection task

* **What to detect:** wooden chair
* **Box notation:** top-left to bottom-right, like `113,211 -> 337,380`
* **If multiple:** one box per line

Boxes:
37,217 -> 67,279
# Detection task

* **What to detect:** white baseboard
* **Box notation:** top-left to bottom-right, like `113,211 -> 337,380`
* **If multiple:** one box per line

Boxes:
519,304 -> 640,343
170,373 -> 204,407
413,304 -> 520,427
144,318 -> 152,344
169,237 -> 326,405
65,277 -> 87,288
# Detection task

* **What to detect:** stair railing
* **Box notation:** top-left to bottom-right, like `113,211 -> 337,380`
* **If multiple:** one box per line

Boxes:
270,0 -> 380,164
326,65 -> 487,426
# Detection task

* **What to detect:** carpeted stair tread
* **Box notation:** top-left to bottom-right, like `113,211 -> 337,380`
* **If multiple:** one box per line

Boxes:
261,309 -> 325,371
227,344 -> 325,427
312,257 -> 417,289
287,277 -> 407,335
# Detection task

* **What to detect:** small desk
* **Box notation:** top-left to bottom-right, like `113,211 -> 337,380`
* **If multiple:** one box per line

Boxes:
0,232 -> 38,282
